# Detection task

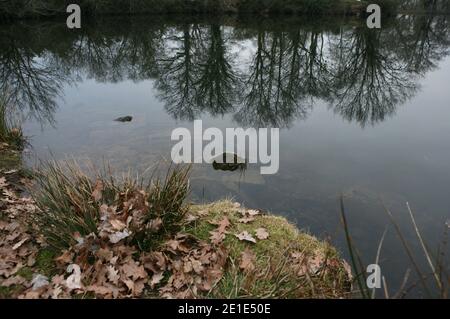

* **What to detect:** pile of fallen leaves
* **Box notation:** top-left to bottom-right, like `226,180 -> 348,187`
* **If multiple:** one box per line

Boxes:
19,231 -> 228,299
1,170 -> 352,299
0,171 -> 42,297
0,173 -> 230,299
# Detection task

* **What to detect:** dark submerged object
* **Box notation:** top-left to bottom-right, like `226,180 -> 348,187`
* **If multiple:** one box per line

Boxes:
212,153 -> 247,172
114,116 -> 133,122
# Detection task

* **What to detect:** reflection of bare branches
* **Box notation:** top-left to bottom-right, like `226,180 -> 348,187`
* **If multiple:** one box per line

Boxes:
0,43 -> 67,124
235,30 -> 315,128
393,14 -> 449,74
155,24 -> 238,121
330,28 -> 419,127
195,25 -> 239,117
156,25 -> 200,121
0,15 -> 449,128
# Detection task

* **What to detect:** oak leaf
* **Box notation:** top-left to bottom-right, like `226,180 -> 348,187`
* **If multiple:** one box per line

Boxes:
235,231 -> 256,243
238,216 -> 255,224
255,228 -> 269,240
55,250 -> 74,265
150,272 -> 164,288
209,230 -> 225,245
239,248 -> 256,271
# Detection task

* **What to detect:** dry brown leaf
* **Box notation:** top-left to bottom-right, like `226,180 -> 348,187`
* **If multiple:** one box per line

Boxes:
86,285 -> 113,297
208,217 -> 230,245
91,179 -> 104,202
109,230 -> 130,244
1,275 -> 26,287
255,228 -> 269,240
96,248 -> 114,261
185,214 -> 198,223
166,239 -> 189,253
209,230 -> 225,245
55,250 -> 73,265
0,220 -> 9,230
0,177 -> 8,188
150,272 -> 164,288
308,253 -> 325,273
109,219 -> 127,231
238,216 -> 255,224
141,251 -> 166,273
190,259 -> 204,274
121,260 -> 147,281
239,248 -> 256,271
197,209 -> 208,216
123,279 -> 145,296
235,231 -> 256,243
247,209 -> 260,216
106,265 -> 120,285
217,217 -> 230,234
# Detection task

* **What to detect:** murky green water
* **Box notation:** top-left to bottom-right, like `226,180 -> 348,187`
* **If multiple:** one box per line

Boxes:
2,14 -> 449,295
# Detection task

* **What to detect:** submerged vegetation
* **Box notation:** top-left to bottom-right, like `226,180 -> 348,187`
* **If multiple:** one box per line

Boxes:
0,160 -> 351,298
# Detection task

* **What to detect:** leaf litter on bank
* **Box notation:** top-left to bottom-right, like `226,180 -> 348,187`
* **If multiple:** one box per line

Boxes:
1,167 -> 352,299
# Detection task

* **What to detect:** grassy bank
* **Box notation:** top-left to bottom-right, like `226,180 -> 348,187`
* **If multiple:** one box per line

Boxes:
0,0 -> 400,19
0,160 -> 351,299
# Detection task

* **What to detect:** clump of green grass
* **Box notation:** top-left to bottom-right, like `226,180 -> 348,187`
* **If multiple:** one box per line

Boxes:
32,160 -> 191,251
133,165 -> 191,250
32,161 -> 103,249
148,166 -> 191,228
35,248 -> 58,277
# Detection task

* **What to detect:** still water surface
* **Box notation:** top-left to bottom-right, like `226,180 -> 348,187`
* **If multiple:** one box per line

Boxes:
2,15 -> 449,295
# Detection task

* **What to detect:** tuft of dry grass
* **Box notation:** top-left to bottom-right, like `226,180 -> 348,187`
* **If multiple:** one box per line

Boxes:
31,160 -> 191,251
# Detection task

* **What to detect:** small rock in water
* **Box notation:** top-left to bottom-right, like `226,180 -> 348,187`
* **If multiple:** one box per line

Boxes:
114,116 -> 133,122
212,153 -> 247,172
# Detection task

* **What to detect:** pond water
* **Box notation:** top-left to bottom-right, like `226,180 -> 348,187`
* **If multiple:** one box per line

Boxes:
1,14 -> 449,296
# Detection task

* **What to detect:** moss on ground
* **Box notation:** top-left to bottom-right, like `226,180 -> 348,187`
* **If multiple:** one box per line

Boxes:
184,200 -> 351,298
